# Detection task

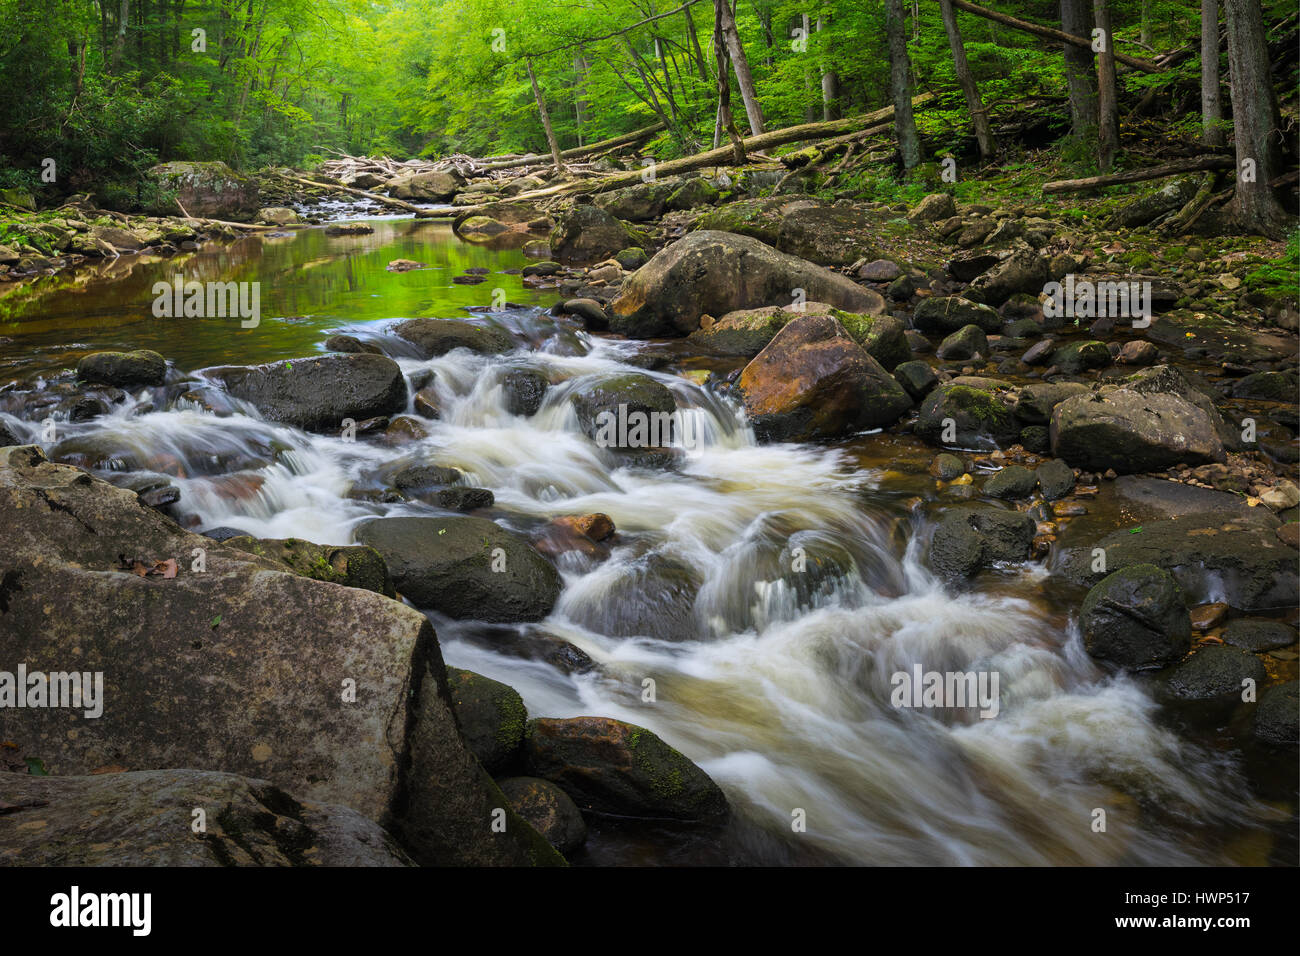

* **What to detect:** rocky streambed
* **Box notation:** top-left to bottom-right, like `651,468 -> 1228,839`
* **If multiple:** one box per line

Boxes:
0,181 -> 1296,867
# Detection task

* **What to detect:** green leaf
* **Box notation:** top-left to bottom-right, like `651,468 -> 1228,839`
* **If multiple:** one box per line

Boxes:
25,757 -> 48,776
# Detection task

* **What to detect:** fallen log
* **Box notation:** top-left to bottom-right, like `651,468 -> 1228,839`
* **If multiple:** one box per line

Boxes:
453,92 -> 936,216
1042,155 -> 1235,194
949,0 -> 1163,73
271,172 -> 438,217
475,123 -> 666,173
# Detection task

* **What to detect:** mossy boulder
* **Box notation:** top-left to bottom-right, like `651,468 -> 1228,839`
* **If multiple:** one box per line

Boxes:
912,296 -> 1001,334
446,667 -> 528,774
497,776 -> 588,855
569,373 -> 676,445
523,716 -> 728,822
391,317 -> 514,357
77,349 -> 166,387
146,160 -> 259,220
832,310 -> 910,371
1050,389 -> 1225,473
687,305 -> 799,356
915,384 -> 1019,449
1161,645 -> 1266,701
225,536 -> 395,597
928,506 -> 1036,580
1051,340 -> 1111,374
549,204 -> 648,264
1253,681 -> 1299,746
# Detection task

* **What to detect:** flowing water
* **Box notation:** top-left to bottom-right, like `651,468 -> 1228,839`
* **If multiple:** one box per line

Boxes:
0,216 -> 1291,866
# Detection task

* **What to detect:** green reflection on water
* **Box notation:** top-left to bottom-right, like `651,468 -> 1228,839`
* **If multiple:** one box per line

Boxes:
0,218 -> 556,377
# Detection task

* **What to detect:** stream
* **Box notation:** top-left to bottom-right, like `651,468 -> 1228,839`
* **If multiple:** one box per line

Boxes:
0,215 -> 1287,866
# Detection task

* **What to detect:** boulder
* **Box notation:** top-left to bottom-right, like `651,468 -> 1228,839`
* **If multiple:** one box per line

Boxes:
1079,565 -> 1191,669
693,196 -> 880,266
928,506 -> 1036,580
610,231 -> 884,338
936,324 -> 989,361
737,314 -> 912,442
687,305 -> 801,356
1051,340 -> 1111,374
1222,619 -> 1297,652
666,177 -> 721,211
0,769 -> 414,866
207,353 -> 408,432
894,360 -> 940,400
446,667 -> 528,774
146,161 -> 259,220
1253,681 -> 1299,746
1162,645 -> 1266,701
224,536 -> 394,597
569,373 -> 676,445
1050,390 -> 1225,473
501,365 -> 550,417
390,318 -> 514,357
912,296 -> 1001,334
983,464 -> 1036,499
965,243 -> 1049,306
549,205 -> 646,264
915,384 -> 1020,449
354,515 -> 562,623
77,349 -> 166,387
523,716 -> 728,822
908,193 -> 957,222
1013,382 -> 1090,425
1110,176 -> 1200,229
0,445 -> 560,867
387,170 -> 462,201
833,311 -> 910,371
258,207 -> 298,226
595,181 -> 677,221
1035,459 -> 1076,500
497,776 -> 588,855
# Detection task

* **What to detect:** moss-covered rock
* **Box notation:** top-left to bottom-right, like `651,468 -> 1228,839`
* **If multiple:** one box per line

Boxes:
225,536 -> 395,597
446,667 -> 528,774
915,384 -> 1019,449
77,349 -> 166,387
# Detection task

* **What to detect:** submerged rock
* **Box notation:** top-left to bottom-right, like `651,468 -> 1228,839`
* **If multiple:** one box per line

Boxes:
391,317 -> 514,357
77,349 -> 166,387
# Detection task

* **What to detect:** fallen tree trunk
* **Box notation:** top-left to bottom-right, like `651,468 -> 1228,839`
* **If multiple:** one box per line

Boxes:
949,0 -> 1164,73
272,172 -> 438,217
454,92 -> 936,215
476,123 -> 666,172
1042,154 -> 1234,193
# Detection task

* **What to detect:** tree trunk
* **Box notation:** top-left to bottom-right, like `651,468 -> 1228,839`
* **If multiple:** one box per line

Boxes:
939,0 -> 994,158
573,54 -> 590,147
1061,0 -> 1098,143
111,0 -> 130,72
885,0 -> 921,170
802,14 -> 817,122
526,60 -> 565,175
717,0 -> 764,134
1200,0 -> 1224,147
714,0 -> 747,162
1141,0 -> 1153,46
1094,0 -> 1118,171
815,18 -> 840,121
948,1 -> 1160,72
1222,0 -> 1289,236
1043,154 -> 1234,193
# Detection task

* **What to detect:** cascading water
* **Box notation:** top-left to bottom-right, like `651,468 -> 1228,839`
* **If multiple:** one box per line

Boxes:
0,220 -> 1276,866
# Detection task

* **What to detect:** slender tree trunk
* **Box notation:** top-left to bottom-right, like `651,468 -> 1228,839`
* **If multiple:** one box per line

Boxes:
526,59 -> 565,175
885,0 -> 921,170
1061,0 -> 1098,143
1140,0 -> 1153,46
1200,0 -> 1224,147
717,0 -> 764,134
816,17 -> 839,121
939,0 -> 994,158
1094,0 -> 1118,171
714,0 -> 746,161
1222,0 -> 1289,236
573,54 -> 590,147
111,0 -> 130,72
801,13 -> 817,122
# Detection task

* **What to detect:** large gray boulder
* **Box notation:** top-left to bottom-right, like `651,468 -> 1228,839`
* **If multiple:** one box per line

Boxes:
693,197 -> 880,266
0,769 -> 414,866
206,353 -> 408,432
609,231 -> 884,338
354,515 -> 562,623
387,169 -> 462,201
0,445 -> 561,867
1051,389 -> 1225,473
146,161 -> 260,220
549,205 -> 646,264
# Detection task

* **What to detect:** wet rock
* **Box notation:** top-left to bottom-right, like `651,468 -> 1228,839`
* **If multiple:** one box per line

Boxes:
1231,370 -> 1298,402
1253,681 -> 1299,746
354,515 -> 562,623
1162,645 -> 1266,701
894,360 -> 939,400
614,247 -> 648,270
984,464 -> 1036,499
1116,340 -> 1159,366
387,169 -> 461,201
1014,382 -> 1090,425
737,313 -> 911,442
1035,459 -> 1076,500
522,260 -> 560,277
389,463 -> 463,488
445,667 -> 528,774
146,161 -> 259,220
497,777 -> 588,855
915,384 -> 1019,449
1079,564 -> 1191,669
391,317 -> 514,357
549,205 -> 647,264
324,334 -> 383,355
560,298 -> 610,331
1051,340 -> 1111,374
609,230 -> 883,338
912,296 -> 1001,334
323,222 -> 374,236
834,311 -> 910,371
0,445 -> 559,866
936,324 -> 989,361
929,452 -> 967,480
501,365 -> 550,417
77,349 -> 166,387
208,353 -> 408,432
1222,619 -> 1298,652
687,304 -> 800,356
570,373 -> 675,445
0,421 -> 20,447
1054,511 -> 1297,612
0,769 -> 413,866
1050,389 -> 1225,473
965,243 -> 1049,306
929,506 -> 1036,579
523,716 -> 728,822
